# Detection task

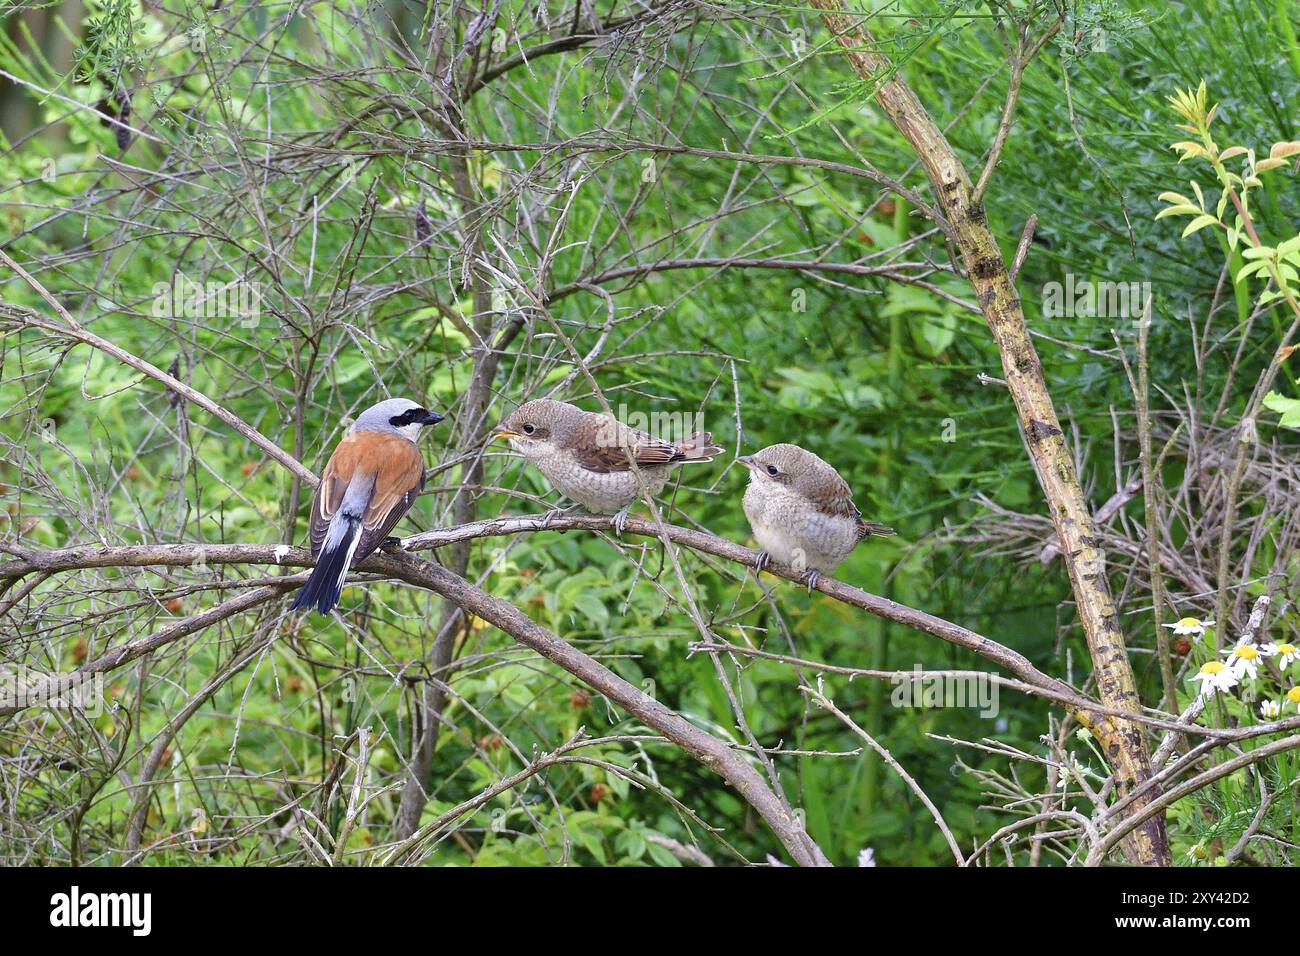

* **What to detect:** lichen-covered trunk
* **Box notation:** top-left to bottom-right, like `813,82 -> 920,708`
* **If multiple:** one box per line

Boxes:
810,0 -> 1170,866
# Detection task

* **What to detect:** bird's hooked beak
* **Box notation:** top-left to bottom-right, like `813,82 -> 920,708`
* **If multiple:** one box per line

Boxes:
736,455 -> 757,470
422,410 -> 446,426
491,425 -> 522,441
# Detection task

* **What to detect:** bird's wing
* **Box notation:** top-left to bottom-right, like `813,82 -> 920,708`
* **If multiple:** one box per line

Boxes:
795,465 -> 894,537
569,412 -> 683,473
308,432 -> 426,559
800,466 -> 862,521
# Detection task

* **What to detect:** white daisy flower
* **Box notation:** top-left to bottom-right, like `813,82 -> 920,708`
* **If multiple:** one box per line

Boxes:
1165,616 -> 1214,637
1275,642 -> 1298,669
1260,699 -> 1281,719
1189,660 -> 1238,698
1223,639 -> 1271,680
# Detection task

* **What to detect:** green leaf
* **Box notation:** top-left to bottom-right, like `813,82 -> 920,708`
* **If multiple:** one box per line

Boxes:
880,285 -> 949,317
910,313 -> 957,358
1181,214 -> 1219,237
773,367 -> 882,413
1263,391 -> 1300,428
645,841 -> 681,867
616,827 -> 647,862
1235,260 -> 1269,282
572,593 -> 610,630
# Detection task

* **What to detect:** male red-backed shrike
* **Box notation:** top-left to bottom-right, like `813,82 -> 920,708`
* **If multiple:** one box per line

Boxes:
291,398 -> 445,615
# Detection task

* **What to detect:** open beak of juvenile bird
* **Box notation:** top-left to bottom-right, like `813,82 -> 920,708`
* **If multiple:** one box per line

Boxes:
491,425 -> 522,441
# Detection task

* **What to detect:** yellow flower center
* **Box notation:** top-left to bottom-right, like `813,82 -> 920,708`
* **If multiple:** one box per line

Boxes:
1288,687 -> 1300,704
1279,644 -> 1296,656
1234,645 -> 1258,661
1178,617 -> 1203,629
1200,661 -> 1226,675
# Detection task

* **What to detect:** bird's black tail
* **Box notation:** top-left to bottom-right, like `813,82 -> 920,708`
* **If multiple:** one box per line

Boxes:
291,516 -> 361,616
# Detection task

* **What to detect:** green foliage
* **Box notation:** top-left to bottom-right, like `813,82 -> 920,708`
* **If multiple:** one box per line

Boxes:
1,0 -> 1298,867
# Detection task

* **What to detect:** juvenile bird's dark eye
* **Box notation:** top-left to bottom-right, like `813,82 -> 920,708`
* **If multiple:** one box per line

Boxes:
766,464 -> 779,476
522,423 -> 535,435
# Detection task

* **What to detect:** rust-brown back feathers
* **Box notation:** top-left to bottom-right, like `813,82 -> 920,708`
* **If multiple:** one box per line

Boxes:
309,430 -> 426,560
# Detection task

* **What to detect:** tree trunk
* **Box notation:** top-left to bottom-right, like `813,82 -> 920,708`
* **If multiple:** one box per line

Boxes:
810,1 -> 1170,866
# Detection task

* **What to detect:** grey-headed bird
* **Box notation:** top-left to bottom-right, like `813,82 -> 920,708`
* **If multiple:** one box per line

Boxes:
738,443 -> 893,590
292,398 -> 445,615
492,398 -> 722,533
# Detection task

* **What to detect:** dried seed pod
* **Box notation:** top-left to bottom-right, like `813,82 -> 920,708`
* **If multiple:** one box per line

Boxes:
414,199 -> 431,244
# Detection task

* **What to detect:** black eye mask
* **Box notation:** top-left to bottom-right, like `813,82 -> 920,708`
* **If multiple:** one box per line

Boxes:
390,407 -> 435,427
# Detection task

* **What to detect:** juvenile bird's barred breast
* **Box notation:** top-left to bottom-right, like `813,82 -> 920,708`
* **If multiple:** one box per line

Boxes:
531,446 -> 672,513
743,479 -> 860,574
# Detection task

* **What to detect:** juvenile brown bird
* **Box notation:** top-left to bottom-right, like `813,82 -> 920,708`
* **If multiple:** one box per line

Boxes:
738,443 -> 893,590
492,398 -> 723,532
292,398 -> 445,615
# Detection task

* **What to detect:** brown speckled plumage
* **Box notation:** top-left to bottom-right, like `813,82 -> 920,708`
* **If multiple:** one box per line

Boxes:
495,399 -> 723,515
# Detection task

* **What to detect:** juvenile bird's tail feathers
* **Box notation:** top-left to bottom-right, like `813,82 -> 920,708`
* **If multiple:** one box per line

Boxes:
291,514 -> 363,615
675,432 -> 725,462
856,519 -> 895,540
